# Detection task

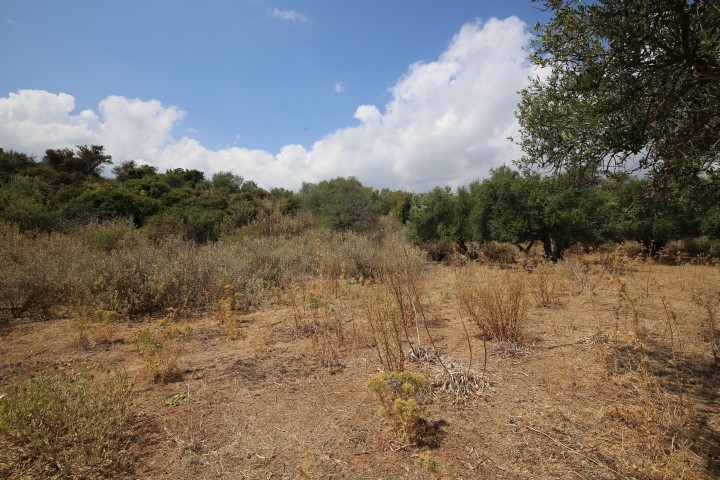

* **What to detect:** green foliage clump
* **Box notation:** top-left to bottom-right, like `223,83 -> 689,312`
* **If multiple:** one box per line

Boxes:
300,177 -> 381,232
406,186 -> 465,244
516,0 -> 720,194
0,370 -> 134,479
368,371 -> 426,444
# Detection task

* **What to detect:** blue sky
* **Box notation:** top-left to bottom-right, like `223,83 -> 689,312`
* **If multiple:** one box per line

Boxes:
0,1 -> 546,191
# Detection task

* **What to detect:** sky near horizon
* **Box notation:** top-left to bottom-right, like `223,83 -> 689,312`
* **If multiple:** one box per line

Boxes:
0,1 -> 546,192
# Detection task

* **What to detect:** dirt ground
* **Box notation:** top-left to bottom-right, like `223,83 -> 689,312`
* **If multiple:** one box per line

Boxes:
1,259 -> 719,479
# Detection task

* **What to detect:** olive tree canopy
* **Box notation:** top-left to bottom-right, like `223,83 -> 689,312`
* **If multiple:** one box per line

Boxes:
516,0 -> 719,193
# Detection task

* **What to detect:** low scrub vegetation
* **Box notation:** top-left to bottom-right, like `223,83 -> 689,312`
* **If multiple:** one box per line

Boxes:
0,142 -> 718,479
0,218 -> 415,324
0,370 -> 134,479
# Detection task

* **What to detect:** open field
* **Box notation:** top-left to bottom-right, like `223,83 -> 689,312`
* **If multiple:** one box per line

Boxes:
1,247 -> 719,479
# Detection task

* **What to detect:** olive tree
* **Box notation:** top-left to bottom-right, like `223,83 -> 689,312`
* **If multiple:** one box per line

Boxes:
517,0 -> 720,193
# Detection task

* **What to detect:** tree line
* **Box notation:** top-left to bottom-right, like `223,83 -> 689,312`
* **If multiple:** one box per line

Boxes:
0,145 -> 410,243
406,166 -> 719,261
1,145 -> 718,262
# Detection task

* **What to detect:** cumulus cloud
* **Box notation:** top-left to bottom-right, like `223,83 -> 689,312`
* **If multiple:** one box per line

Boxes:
333,81 -> 346,94
0,90 -> 184,164
272,9 -> 306,23
0,17 -> 535,191
296,16 -> 534,190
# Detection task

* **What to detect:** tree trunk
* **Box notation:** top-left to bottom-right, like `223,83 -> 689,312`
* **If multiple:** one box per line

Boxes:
542,238 -> 564,263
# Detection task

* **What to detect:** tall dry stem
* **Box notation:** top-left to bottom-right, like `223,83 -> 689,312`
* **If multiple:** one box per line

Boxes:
456,266 -> 528,343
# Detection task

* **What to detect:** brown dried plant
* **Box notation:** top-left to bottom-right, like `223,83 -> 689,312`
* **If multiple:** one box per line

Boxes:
456,266 -> 528,343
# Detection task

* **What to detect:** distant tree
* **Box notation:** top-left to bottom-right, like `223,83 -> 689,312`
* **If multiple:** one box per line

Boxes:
0,149 -> 36,182
0,175 -> 59,231
516,0 -> 720,194
468,167 -> 541,254
300,177 -> 380,232
124,176 -> 171,200
165,168 -> 206,188
112,160 -> 158,182
78,187 -> 160,226
536,170 -> 610,261
468,166 -> 609,261
44,145 -> 112,177
211,171 -> 244,194
269,188 -> 301,215
145,206 -> 225,243
613,176 -> 703,256
406,186 -> 466,245
378,189 -> 413,224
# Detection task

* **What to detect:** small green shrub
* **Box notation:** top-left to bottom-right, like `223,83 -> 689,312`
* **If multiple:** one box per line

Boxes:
368,371 -> 426,444
82,219 -> 141,252
418,450 -> 440,475
132,310 -> 192,382
0,370 -> 134,479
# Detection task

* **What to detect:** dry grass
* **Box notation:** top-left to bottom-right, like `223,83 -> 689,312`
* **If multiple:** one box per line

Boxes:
529,261 -> 567,307
455,265 -> 528,342
0,369 -> 134,479
0,223 -> 719,479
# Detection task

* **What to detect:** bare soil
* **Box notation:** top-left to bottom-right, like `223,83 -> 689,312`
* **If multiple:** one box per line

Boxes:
1,260 -> 719,479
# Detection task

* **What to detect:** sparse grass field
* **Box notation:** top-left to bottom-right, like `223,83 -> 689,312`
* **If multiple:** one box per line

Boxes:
1,226 -> 719,479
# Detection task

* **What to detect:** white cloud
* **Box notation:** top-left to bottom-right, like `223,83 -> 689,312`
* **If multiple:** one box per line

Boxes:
272,9 -> 306,23
333,81 -> 346,94
0,90 -> 183,164
297,17 -> 534,191
98,96 -> 184,162
0,17 -> 535,191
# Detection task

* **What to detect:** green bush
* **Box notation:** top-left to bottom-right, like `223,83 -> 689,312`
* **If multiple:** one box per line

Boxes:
83,219 -> 142,252
368,371 -> 427,444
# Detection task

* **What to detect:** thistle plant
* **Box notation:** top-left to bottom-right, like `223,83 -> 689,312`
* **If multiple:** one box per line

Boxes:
367,371 -> 426,445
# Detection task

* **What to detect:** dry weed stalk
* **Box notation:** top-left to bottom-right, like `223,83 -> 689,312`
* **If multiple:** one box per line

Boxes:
372,248 -> 450,376
283,239 -> 349,369
132,308 -> 192,383
436,363 -> 490,403
162,384 -> 207,456
218,283 -> 247,339
693,286 -> 720,366
72,308 -> 119,349
560,255 -> 592,295
606,264 -> 698,472
365,284 -> 406,371
529,261 -> 565,307
456,265 -> 528,343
